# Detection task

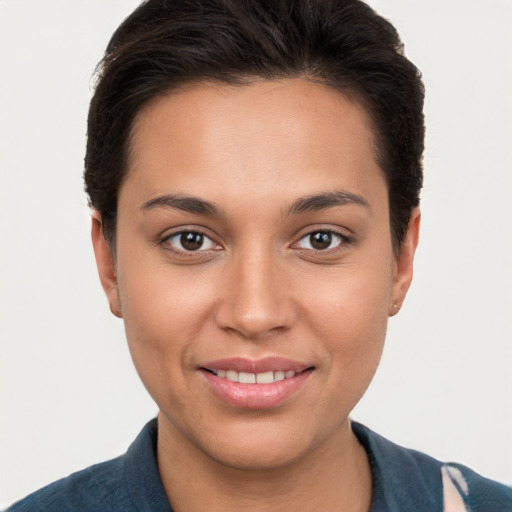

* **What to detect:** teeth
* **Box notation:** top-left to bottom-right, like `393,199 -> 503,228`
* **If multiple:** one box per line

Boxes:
256,371 -> 274,384
239,372 -> 256,384
226,370 -> 238,382
211,369 -> 298,384
274,371 -> 285,381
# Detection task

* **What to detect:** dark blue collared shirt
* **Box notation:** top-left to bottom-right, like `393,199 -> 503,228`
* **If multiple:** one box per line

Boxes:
6,419 -> 512,511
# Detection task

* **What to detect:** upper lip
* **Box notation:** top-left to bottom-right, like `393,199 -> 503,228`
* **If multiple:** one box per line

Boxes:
200,357 -> 313,374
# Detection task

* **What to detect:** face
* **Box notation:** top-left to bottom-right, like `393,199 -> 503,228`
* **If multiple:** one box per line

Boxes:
93,79 -> 419,471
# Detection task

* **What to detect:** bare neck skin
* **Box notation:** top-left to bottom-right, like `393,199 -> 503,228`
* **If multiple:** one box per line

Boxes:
157,412 -> 372,512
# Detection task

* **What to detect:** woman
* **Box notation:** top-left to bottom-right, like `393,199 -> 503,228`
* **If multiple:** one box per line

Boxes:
4,1 -> 511,511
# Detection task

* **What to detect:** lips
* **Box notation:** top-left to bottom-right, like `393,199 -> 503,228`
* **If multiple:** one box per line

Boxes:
200,357 -> 314,409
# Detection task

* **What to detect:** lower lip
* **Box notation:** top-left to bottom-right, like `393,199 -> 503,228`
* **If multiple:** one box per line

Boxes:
201,369 -> 313,409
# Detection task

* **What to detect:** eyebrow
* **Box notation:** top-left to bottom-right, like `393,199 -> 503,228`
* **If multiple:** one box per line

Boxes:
141,189 -> 369,217
287,190 -> 370,215
141,194 -> 220,215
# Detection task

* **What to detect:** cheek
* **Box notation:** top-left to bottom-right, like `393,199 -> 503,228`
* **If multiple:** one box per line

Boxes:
301,261 -> 392,381
115,262 -> 216,403
119,254 -> 213,336
304,259 -> 391,332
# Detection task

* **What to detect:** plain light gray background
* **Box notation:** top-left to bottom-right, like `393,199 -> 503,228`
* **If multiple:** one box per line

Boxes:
1,0 -> 511,507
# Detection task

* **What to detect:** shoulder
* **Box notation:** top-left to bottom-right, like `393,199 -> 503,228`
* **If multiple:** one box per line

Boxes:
352,421 -> 512,512
443,462 -> 512,512
5,456 -> 132,512
5,419 -> 171,512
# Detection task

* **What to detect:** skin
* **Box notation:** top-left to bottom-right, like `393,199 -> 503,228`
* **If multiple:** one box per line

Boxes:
92,79 -> 420,512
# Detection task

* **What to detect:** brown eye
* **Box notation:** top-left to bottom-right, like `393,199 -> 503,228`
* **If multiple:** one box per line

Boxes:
181,232 -> 204,251
310,232 -> 332,250
164,231 -> 218,252
296,230 -> 345,251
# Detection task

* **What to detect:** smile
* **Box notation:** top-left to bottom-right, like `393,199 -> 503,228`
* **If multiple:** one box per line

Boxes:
207,369 -> 298,384
200,357 -> 314,409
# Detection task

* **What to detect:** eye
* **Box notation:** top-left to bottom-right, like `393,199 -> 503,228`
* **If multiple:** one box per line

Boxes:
164,231 -> 219,252
296,231 -> 346,251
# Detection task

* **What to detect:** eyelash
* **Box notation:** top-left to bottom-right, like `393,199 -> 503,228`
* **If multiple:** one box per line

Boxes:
293,229 -> 352,254
158,228 -> 352,256
159,230 -> 221,254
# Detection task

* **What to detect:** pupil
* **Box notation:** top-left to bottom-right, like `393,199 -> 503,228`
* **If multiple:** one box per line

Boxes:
181,232 -> 203,251
310,232 -> 331,250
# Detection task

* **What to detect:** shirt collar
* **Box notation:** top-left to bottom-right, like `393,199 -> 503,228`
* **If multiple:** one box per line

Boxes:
352,421 -> 442,512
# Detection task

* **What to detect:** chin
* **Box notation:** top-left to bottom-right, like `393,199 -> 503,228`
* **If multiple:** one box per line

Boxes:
207,437 -> 310,472
190,415 -> 336,473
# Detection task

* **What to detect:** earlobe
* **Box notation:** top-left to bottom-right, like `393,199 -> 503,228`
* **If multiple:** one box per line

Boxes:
90,212 -> 123,318
389,208 -> 421,316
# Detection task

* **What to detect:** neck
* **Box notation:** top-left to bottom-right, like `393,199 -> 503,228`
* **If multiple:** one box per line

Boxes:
156,413 -> 372,512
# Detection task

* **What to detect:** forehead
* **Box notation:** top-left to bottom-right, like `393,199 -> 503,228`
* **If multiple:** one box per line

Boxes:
123,79 -> 385,211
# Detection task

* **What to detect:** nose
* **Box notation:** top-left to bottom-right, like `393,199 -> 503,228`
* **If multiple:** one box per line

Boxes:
214,246 -> 297,340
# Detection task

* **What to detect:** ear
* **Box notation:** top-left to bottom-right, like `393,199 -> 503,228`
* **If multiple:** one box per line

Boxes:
389,207 -> 421,316
91,212 -> 123,318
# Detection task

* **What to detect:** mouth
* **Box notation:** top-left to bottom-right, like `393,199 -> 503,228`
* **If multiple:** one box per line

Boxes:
203,368 -> 307,384
199,357 -> 315,409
